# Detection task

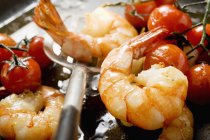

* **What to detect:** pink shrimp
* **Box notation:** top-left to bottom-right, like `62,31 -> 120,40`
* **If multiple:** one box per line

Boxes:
98,27 -> 193,139
33,0 -> 138,63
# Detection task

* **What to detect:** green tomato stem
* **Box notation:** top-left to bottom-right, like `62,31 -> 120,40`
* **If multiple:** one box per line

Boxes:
0,44 -> 19,65
0,44 -> 15,55
200,0 -> 210,47
186,0 -> 210,56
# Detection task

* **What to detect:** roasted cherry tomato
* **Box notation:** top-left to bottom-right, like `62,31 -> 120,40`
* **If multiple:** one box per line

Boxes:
186,63 -> 210,105
186,24 -> 210,53
124,1 -> 157,30
0,34 -> 28,70
0,34 -> 17,63
144,44 -> 189,74
1,57 -> 41,93
28,36 -> 52,69
148,5 -> 192,33
155,0 -> 176,6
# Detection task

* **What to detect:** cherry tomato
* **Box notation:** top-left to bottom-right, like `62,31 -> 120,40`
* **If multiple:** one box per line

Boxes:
141,39 -> 169,56
155,0 -> 176,6
144,44 -> 189,74
186,24 -> 210,52
0,34 -> 17,63
28,36 -> 52,69
148,5 -> 192,33
124,1 -> 157,30
0,34 -> 28,70
1,58 -> 41,93
186,63 -> 210,105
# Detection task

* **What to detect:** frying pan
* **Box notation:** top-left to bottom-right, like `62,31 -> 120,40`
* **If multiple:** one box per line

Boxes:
1,0 -> 209,140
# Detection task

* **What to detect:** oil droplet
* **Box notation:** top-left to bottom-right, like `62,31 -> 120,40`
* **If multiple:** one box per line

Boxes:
90,113 -> 118,139
90,74 -> 100,91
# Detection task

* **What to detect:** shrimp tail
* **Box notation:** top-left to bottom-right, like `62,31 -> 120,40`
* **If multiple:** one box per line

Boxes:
33,0 -> 94,62
33,0 -> 68,45
129,27 -> 170,59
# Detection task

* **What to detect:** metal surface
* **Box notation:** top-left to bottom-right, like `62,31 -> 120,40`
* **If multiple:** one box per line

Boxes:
42,33 -> 90,139
0,0 -> 35,23
55,66 -> 87,140
43,39 -> 100,73
176,0 -> 208,23
0,0 -> 37,34
177,0 -> 206,14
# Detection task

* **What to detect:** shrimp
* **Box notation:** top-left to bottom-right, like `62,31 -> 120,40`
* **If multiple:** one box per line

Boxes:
33,0 -> 138,63
0,86 -> 64,140
98,27 -> 189,131
158,106 -> 193,140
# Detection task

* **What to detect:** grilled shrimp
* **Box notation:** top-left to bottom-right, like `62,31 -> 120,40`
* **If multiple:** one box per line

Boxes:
158,106 -> 193,140
33,0 -> 138,63
98,27 -> 188,130
0,86 -> 64,140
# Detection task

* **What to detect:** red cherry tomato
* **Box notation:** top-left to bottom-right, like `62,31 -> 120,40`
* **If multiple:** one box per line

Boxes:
0,34 -> 17,63
28,36 -> 52,69
0,34 -> 28,70
186,64 -> 210,105
144,44 -> 189,74
155,0 -> 176,6
1,58 -> 41,93
148,5 -> 192,33
124,1 -> 157,30
186,24 -> 210,53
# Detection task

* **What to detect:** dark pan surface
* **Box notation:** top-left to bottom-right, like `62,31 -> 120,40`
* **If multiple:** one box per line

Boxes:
0,0 -> 35,23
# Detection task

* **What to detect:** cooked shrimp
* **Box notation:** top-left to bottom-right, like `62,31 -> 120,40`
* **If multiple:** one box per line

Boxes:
0,86 -> 64,140
33,0 -> 138,63
98,27 -> 188,130
158,106 -> 193,140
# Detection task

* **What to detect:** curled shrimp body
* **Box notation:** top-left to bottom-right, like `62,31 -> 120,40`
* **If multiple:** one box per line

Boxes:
0,86 -> 64,140
158,106 -> 193,140
98,27 -> 188,130
33,0 -> 138,63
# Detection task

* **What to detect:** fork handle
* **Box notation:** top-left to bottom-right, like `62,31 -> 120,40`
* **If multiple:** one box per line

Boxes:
54,66 -> 87,140
55,106 -> 79,140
